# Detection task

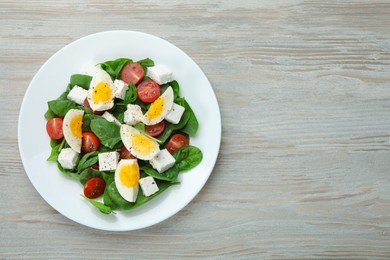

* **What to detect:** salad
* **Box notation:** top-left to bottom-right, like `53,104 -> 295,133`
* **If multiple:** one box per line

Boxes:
44,57 -> 202,215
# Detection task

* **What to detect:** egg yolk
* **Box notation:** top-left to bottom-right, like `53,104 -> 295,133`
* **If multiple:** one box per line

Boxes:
70,115 -> 83,138
92,82 -> 112,103
145,97 -> 164,120
119,163 -> 140,187
132,133 -> 157,155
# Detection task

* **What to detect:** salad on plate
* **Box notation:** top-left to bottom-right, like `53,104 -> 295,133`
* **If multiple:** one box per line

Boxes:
44,57 -> 202,215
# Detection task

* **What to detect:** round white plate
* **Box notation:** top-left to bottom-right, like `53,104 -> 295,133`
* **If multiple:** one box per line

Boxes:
18,31 -> 221,231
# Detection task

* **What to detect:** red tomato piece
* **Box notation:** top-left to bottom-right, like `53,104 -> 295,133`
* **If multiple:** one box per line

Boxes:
81,132 -> 100,153
121,62 -> 144,85
84,177 -> 106,199
46,117 -> 64,140
166,133 -> 189,154
145,121 -> 165,137
137,80 -> 160,103
120,145 -> 136,160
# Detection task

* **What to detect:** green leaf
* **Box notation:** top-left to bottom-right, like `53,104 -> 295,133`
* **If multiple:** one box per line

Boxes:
76,151 -> 99,172
137,58 -> 154,74
47,139 -> 65,161
90,118 -> 121,149
124,83 -> 137,104
100,58 -> 132,79
179,98 -> 199,136
79,168 -> 103,185
56,162 -> 80,180
104,180 -> 179,211
173,145 -> 203,171
48,99 -> 78,117
70,74 -> 92,89
142,165 -> 179,181
81,195 -> 115,215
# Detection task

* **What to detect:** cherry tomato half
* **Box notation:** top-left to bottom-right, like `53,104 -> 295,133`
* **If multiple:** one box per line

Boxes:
145,121 -> 165,137
137,80 -> 160,103
84,177 -> 106,199
46,117 -> 64,140
120,145 -> 136,160
166,133 -> 189,154
81,132 -> 100,153
121,62 -> 144,85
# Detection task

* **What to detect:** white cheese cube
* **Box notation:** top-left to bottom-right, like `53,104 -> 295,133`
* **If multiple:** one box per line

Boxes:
146,64 -> 172,85
102,111 -> 121,126
98,151 -> 119,171
114,79 -> 128,100
165,103 -> 185,124
139,176 -> 159,197
58,148 -> 79,170
124,104 -> 143,125
149,149 -> 176,173
67,86 -> 87,105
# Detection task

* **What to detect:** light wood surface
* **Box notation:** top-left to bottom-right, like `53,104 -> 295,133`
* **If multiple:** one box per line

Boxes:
1,0 -> 390,259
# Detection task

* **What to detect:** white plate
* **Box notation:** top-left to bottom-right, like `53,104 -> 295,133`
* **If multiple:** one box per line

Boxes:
18,31 -> 221,231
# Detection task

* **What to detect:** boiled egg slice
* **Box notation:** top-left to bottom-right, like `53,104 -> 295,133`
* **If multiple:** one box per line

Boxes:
143,86 -> 174,125
87,68 -> 115,111
120,124 -> 160,160
115,159 -> 139,203
63,109 -> 84,153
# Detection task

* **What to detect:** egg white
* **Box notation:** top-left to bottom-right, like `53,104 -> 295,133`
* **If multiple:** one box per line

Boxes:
62,109 -> 84,153
120,124 -> 160,160
87,68 -> 115,111
143,86 -> 174,125
115,159 -> 139,203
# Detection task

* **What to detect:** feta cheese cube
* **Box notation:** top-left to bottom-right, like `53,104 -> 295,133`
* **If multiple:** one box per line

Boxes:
102,111 -> 121,126
146,64 -> 172,85
165,103 -> 185,124
149,149 -> 176,173
58,148 -> 79,170
139,176 -> 159,197
114,79 -> 128,100
124,104 -> 143,125
67,86 -> 88,105
98,151 -> 119,171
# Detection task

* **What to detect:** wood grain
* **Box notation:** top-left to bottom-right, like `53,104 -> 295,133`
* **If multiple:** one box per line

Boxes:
1,0 -> 390,259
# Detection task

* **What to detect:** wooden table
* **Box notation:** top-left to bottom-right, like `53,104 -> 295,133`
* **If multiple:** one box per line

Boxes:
1,1 -> 389,258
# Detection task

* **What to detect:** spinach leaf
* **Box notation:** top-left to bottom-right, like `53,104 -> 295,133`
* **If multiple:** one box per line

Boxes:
100,58 -> 132,79
124,83 -> 137,104
76,151 -> 99,173
90,118 -> 121,149
79,168 -> 102,185
82,113 -> 99,132
142,145 -> 202,181
177,98 -> 199,136
81,195 -> 115,215
104,180 -> 179,211
48,99 -> 78,117
70,74 -> 92,89
173,145 -> 203,171
137,58 -> 154,74
47,138 -> 66,161
57,162 -> 80,180
142,165 -> 179,181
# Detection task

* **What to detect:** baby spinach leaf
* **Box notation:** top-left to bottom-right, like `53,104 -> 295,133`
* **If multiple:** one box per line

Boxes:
76,152 -> 99,173
90,118 -> 121,149
179,98 -> 199,136
79,168 -> 102,185
104,180 -> 179,211
57,162 -> 80,180
81,195 -> 115,215
70,74 -> 92,89
137,58 -> 154,74
100,58 -> 132,79
48,99 -> 78,117
47,139 -> 66,161
124,83 -> 137,104
141,165 -> 180,181
173,145 -> 203,171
